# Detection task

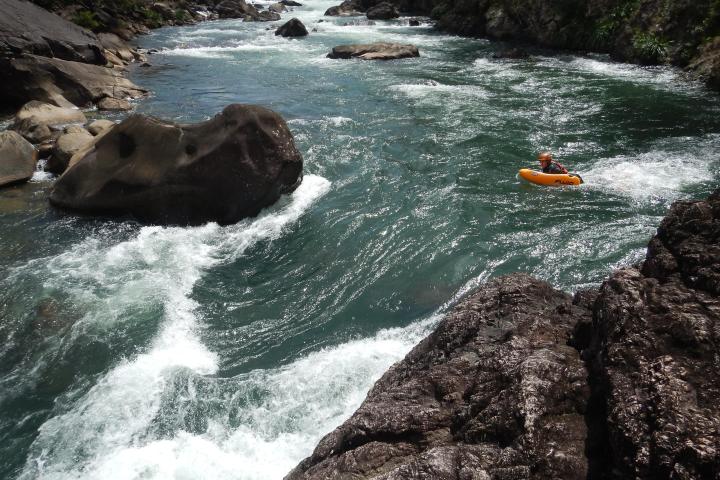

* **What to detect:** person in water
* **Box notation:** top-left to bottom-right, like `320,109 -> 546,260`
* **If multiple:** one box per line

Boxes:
538,152 -> 568,174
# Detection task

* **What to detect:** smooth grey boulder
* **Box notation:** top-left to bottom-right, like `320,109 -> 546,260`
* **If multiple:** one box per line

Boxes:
87,119 -> 116,136
11,101 -> 86,143
97,97 -> 132,111
275,18 -> 309,37
268,2 -> 287,13
47,128 -> 94,175
0,131 -> 37,187
50,104 -> 304,226
327,42 -> 419,60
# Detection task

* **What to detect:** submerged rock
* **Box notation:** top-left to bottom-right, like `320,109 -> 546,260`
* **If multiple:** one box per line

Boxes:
327,42 -> 419,60
492,47 -> 531,59
275,18 -> 308,37
0,131 -> 37,188
50,104 -> 304,226
286,273 -> 591,479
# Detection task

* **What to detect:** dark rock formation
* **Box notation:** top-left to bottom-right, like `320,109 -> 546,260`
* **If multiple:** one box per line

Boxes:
214,0 -> 279,21
581,190 -> 720,479
408,18 -> 420,26
49,104 -> 304,226
366,1 -> 399,20
0,0 -> 146,111
0,131 -> 37,188
287,273 -> 592,479
288,188 -> 720,480
0,0 -> 105,64
280,0 -> 303,6
325,0 -> 363,17
327,42 -> 419,60
384,0 -> 720,90
275,18 -> 309,37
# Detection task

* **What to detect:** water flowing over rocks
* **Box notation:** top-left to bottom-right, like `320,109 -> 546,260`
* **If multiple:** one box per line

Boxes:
288,188 -> 720,479
11,101 -> 86,144
327,43 -> 420,60
49,104 -> 304,226
0,131 -> 37,188
276,18 -> 309,37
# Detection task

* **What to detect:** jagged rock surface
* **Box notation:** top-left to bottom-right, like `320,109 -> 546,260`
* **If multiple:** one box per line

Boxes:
581,190 -> 720,479
287,273 -> 592,480
50,104 -> 304,226
288,188 -> 720,480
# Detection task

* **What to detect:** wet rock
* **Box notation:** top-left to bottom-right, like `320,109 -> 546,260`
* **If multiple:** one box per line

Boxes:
408,18 -> 420,26
50,104 -> 304,226
0,131 -> 37,187
287,273 -> 591,480
325,0 -> 363,17
268,2 -> 287,13
581,190 -> 720,479
47,127 -> 94,175
366,1 -> 399,20
327,42 -> 419,60
87,119 -> 115,136
97,97 -> 132,111
11,101 -> 86,144
275,18 -> 308,37
98,33 -> 135,63
280,0 -> 303,5
214,0 -> 277,20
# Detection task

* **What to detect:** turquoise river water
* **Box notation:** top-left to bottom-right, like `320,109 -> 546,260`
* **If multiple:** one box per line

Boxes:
1,0 -> 719,478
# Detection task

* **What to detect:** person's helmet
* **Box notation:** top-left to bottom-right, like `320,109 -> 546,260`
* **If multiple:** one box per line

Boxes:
538,152 -> 553,163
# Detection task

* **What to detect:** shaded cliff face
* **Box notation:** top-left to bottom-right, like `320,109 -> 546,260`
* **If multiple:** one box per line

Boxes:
392,0 -> 720,89
287,189 -> 720,480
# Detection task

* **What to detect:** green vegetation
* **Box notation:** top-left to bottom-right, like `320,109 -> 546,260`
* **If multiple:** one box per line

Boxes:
73,9 -> 100,31
632,31 -> 669,63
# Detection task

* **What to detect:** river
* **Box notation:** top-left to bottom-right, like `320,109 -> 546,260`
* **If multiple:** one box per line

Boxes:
1,0 -> 719,478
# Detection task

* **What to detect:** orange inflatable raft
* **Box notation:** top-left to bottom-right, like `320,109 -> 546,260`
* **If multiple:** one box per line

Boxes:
518,168 -> 583,186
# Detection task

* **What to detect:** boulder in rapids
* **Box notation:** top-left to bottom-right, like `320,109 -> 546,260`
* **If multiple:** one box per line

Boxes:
324,0 -> 363,16
327,42 -> 419,60
0,131 -> 37,188
49,104 -> 304,226
275,18 -> 308,37
365,1 -> 399,20
87,119 -> 116,136
268,2 -> 287,13
280,0 -> 303,5
47,127 -> 94,175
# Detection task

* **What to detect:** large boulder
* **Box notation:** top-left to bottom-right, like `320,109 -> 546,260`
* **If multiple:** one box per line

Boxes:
275,18 -> 308,37
11,101 -> 87,143
47,127 -> 94,175
287,273 -> 591,479
327,42 -> 419,60
324,0 -> 363,16
1,54 -> 147,111
215,0 -> 261,19
0,131 -> 37,187
268,2 -> 287,13
0,0 -> 105,65
87,119 -> 116,136
366,1 -> 399,20
580,190 -> 720,479
50,104 -> 304,225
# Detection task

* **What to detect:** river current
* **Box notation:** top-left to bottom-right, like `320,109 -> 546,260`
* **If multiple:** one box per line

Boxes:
1,0 -> 719,478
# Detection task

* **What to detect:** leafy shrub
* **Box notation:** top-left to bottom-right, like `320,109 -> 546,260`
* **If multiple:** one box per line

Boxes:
632,32 -> 668,64
73,9 -> 100,30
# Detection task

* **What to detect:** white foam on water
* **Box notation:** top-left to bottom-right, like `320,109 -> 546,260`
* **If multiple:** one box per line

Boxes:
163,43 -> 286,58
390,82 -> 491,103
21,175 -> 334,480
30,159 -> 53,182
580,137 -> 719,203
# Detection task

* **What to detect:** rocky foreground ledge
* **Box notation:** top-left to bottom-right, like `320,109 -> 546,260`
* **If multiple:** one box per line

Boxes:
287,189 -> 720,480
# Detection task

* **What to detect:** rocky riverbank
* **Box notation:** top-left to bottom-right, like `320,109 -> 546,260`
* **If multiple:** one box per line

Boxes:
287,188 -> 720,479
371,0 -> 720,91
